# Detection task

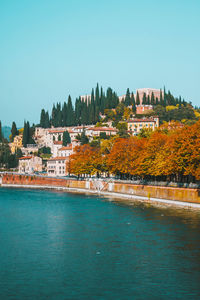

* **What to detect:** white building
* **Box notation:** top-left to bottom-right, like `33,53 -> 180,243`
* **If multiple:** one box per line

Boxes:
86,127 -> 117,137
52,141 -> 63,157
21,144 -> 39,156
18,156 -> 42,174
47,157 -> 68,177
58,144 -> 73,157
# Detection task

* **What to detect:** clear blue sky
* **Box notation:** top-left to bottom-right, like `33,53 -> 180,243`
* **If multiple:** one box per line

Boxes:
0,0 -> 200,127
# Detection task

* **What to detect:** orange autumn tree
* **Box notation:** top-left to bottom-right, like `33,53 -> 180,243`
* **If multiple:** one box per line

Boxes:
69,120 -> 200,182
168,120 -> 200,180
69,144 -> 103,177
107,137 -> 146,178
137,131 -> 169,178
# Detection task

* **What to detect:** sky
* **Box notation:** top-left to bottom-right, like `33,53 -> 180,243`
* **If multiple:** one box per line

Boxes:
0,0 -> 200,127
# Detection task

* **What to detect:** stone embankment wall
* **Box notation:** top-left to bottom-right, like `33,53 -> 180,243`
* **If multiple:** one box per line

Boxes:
1,174 -> 200,204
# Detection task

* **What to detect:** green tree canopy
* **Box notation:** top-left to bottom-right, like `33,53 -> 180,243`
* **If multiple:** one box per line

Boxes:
63,130 -> 71,146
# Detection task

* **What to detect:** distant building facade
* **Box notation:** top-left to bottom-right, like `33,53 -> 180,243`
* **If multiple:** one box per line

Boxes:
47,157 -> 68,177
127,117 -> 159,135
10,135 -> 23,154
18,156 -> 42,174
136,105 -> 153,114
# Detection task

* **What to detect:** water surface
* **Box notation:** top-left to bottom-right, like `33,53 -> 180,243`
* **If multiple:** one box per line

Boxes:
0,187 -> 200,299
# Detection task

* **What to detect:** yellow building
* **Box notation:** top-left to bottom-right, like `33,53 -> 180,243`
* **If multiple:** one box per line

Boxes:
10,135 -> 23,154
127,117 -> 159,135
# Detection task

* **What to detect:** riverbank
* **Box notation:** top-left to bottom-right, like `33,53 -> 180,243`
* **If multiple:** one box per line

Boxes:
2,181 -> 200,209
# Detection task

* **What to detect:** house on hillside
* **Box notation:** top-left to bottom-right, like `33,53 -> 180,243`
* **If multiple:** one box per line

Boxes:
10,135 -> 23,154
18,156 -> 42,174
127,117 -> 159,135
58,144 -> 73,157
47,157 -> 68,177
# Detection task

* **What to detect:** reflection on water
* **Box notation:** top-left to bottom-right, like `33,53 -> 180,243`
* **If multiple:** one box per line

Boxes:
0,188 -> 200,300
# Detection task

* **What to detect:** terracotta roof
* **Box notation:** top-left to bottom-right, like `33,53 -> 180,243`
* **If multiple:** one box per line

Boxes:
127,119 -> 156,123
59,144 -> 72,151
48,130 -> 65,133
19,156 -> 32,160
48,157 -> 68,161
88,127 -> 117,132
53,141 -> 63,145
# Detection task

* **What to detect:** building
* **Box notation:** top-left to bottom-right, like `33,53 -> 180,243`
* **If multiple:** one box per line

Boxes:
21,144 -> 39,156
80,95 -> 91,104
10,135 -> 23,154
136,105 -> 153,114
58,144 -> 73,157
52,141 -> 63,157
136,88 -> 163,105
119,88 -> 163,104
86,127 -> 117,137
127,117 -> 159,135
18,156 -> 42,174
47,157 -> 68,177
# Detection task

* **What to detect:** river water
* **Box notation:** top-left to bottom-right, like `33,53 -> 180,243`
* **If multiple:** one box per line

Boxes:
0,187 -> 200,300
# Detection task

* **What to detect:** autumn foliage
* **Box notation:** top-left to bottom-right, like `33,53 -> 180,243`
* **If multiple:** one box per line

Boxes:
69,121 -> 200,182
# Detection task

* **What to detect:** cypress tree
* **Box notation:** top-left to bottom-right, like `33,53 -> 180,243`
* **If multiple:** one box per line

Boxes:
40,109 -> 46,128
80,131 -> 89,145
142,93 -> 147,105
95,83 -> 100,107
136,91 -> 140,105
163,86 -> 167,106
67,95 -> 75,126
160,89 -> 163,104
100,87 -> 105,113
130,93 -> 135,105
45,112 -> 50,128
63,130 -> 71,146
26,121 -> 31,144
75,97 -> 82,125
56,103 -> 62,127
62,102 -> 68,126
11,122 -> 18,141
22,121 -> 28,147
90,89 -> 95,123
132,101 -> 136,113
156,97 -> 159,105
151,92 -> 155,105
125,88 -> 131,106
81,102 -> 88,125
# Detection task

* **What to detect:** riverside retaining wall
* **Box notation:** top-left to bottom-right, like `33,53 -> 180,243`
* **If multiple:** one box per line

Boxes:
1,174 -> 200,204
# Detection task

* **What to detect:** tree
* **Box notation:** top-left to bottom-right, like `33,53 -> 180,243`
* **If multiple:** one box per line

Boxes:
116,122 -> 129,138
151,92 -> 155,105
11,122 -> 18,141
45,112 -> 50,128
22,121 -> 28,147
125,88 -> 131,106
67,95 -> 75,126
15,148 -> 23,158
22,121 -> 35,147
80,131 -> 89,145
40,109 -> 46,128
136,92 -> 140,105
142,93 -> 147,105
63,130 -> 71,146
